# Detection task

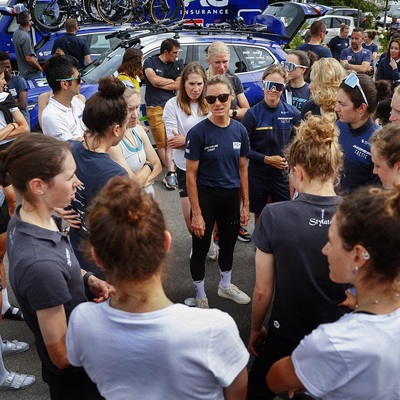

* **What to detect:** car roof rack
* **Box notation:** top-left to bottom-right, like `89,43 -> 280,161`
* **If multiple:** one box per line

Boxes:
105,19 -> 289,43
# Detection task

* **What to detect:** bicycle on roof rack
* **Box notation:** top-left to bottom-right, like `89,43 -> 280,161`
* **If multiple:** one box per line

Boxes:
28,0 -> 103,32
95,0 -> 185,26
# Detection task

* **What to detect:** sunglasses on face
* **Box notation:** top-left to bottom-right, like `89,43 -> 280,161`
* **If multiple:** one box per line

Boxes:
262,80 -> 285,92
55,74 -> 82,84
343,72 -> 369,107
204,93 -> 230,104
284,61 -> 308,71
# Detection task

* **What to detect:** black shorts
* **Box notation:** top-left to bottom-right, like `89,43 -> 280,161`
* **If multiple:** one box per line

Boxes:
176,167 -> 188,198
0,199 -> 10,234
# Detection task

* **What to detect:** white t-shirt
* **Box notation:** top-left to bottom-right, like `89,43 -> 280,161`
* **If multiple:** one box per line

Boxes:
67,302 -> 248,400
42,96 -> 85,140
163,97 -> 209,171
292,308 -> 400,399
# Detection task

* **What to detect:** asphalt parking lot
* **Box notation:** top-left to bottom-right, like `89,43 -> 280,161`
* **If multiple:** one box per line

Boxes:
2,172 -> 258,399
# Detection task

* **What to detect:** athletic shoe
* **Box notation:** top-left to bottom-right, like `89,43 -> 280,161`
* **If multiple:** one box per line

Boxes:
213,232 -> 219,246
217,284 -> 251,304
237,226 -> 251,242
163,173 -> 177,190
196,297 -> 209,309
207,240 -> 219,261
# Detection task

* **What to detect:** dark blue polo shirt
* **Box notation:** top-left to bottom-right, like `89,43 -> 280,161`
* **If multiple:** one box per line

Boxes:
51,33 -> 90,69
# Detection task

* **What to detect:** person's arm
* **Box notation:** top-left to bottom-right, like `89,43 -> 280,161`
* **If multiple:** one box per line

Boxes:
3,184 -> 16,217
186,159 -> 205,238
239,156 -> 250,227
25,55 -> 43,73
84,55 -> 92,65
144,67 -> 180,91
223,368 -> 248,400
108,145 -> 138,181
266,356 -> 306,397
38,91 -> 52,129
248,249 -> 275,357
37,305 -> 69,369
139,127 -> 162,186
347,61 -> 371,73
0,109 -> 29,141
232,93 -> 250,120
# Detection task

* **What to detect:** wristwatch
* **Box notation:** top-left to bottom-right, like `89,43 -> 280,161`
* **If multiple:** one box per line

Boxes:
144,161 -> 154,172
231,110 -> 238,118
345,63 -> 349,70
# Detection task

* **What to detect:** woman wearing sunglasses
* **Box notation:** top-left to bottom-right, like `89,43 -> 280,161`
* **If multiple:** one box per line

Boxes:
267,185 -> 400,400
283,50 -> 311,112
241,65 -> 301,225
301,57 -> 345,119
334,72 -> 385,193
247,114 -> 348,400
185,74 -> 251,309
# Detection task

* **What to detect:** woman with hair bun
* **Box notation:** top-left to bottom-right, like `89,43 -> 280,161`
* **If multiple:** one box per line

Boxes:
370,123 -> 400,188
69,76 -> 129,277
268,184 -> 400,399
247,114 -> 348,400
3,133 -> 112,398
66,176 -> 249,399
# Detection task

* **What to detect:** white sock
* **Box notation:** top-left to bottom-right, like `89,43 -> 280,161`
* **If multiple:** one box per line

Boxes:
220,270 -> 232,289
0,335 -> 7,384
193,279 -> 206,299
1,289 -> 11,314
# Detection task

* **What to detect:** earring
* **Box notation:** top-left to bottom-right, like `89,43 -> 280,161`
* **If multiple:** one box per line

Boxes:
352,266 -> 359,273
361,251 -> 370,260
116,134 -> 119,137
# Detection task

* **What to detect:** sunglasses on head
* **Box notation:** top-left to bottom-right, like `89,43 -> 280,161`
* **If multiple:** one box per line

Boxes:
343,72 -> 369,107
262,80 -> 285,92
204,93 -> 230,104
55,74 -> 82,84
284,61 -> 308,72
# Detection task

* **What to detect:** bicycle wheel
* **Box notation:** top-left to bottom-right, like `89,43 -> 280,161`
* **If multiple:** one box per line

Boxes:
29,0 -> 68,32
83,0 -> 103,22
149,0 -> 185,23
96,0 -> 133,25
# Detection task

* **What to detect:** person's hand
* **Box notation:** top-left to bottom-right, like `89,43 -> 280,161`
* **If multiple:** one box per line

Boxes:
240,206 -> 250,226
191,213 -> 205,239
338,289 -> 357,311
248,326 -> 268,357
266,155 -> 288,170
87,276 -> 116,303
54,207 -> 81,229
390,57 -> 398,70
167,130 -> 185,148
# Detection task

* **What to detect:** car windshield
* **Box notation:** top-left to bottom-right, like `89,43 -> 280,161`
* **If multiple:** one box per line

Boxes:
81,47 -> 125,84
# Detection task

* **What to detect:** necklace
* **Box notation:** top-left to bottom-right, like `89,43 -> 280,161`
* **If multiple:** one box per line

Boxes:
355,299 -> 381,309
122,128 -> 142,162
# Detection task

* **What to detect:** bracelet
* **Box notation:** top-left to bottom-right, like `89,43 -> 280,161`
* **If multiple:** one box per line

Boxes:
83,271 -> 95,287
231,110 -> 237,118
10,123 -> 16,131
144,161 -> 154,172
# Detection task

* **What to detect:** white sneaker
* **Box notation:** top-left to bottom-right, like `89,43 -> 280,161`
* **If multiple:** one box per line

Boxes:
207,240 -> 219,261
217,284 -> 251,304
196,297 -> 209,309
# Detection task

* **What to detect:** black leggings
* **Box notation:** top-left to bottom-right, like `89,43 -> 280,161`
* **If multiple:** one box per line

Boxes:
190,187 -> 240,281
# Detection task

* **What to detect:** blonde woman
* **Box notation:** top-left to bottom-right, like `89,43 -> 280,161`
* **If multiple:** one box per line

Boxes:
301,57 -> 345,118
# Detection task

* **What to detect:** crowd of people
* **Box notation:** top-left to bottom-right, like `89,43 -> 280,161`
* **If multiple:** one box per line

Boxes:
0,11 -> 400,400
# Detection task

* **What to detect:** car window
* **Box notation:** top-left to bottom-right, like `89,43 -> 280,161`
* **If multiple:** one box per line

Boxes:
239,45 -> 274,72
195,44 -> 238,73
86,34 -> 121,55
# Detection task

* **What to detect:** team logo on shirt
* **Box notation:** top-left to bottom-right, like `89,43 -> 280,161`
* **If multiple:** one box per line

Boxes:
66,248 -> 72,267
233,142 -> 241,149
309,209 -> 332,227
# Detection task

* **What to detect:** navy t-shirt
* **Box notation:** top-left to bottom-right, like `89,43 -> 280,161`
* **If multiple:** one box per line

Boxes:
328,35 -> 349,61
284,83 -> 311,111
185,118 -> 250,189
295,43 -> 332,59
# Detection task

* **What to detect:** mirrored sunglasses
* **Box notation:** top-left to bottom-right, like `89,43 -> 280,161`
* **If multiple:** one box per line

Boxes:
284,61 -> 308,71
263,80 -> 285,92
343,72 -> 369,107
204,93 -> 230,104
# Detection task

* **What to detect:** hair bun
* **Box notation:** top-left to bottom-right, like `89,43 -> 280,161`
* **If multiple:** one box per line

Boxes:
97,76 -> 125,98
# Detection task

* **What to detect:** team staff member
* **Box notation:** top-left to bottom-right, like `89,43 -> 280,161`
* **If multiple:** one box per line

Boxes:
143,38 -> 183,190
340,28 -> 371,74
242,65 -> 300,226
327,23 -> 350,61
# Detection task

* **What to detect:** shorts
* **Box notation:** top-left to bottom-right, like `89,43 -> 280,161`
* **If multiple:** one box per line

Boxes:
249,175 -> 290,214
176,167 -> 188,198
146,106 -> 166,149
0,199 -> 10,234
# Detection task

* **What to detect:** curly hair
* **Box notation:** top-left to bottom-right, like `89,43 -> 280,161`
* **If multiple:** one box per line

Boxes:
285,114 -> 342,186
117,48 -> 143,80
310,58 -> 344,113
